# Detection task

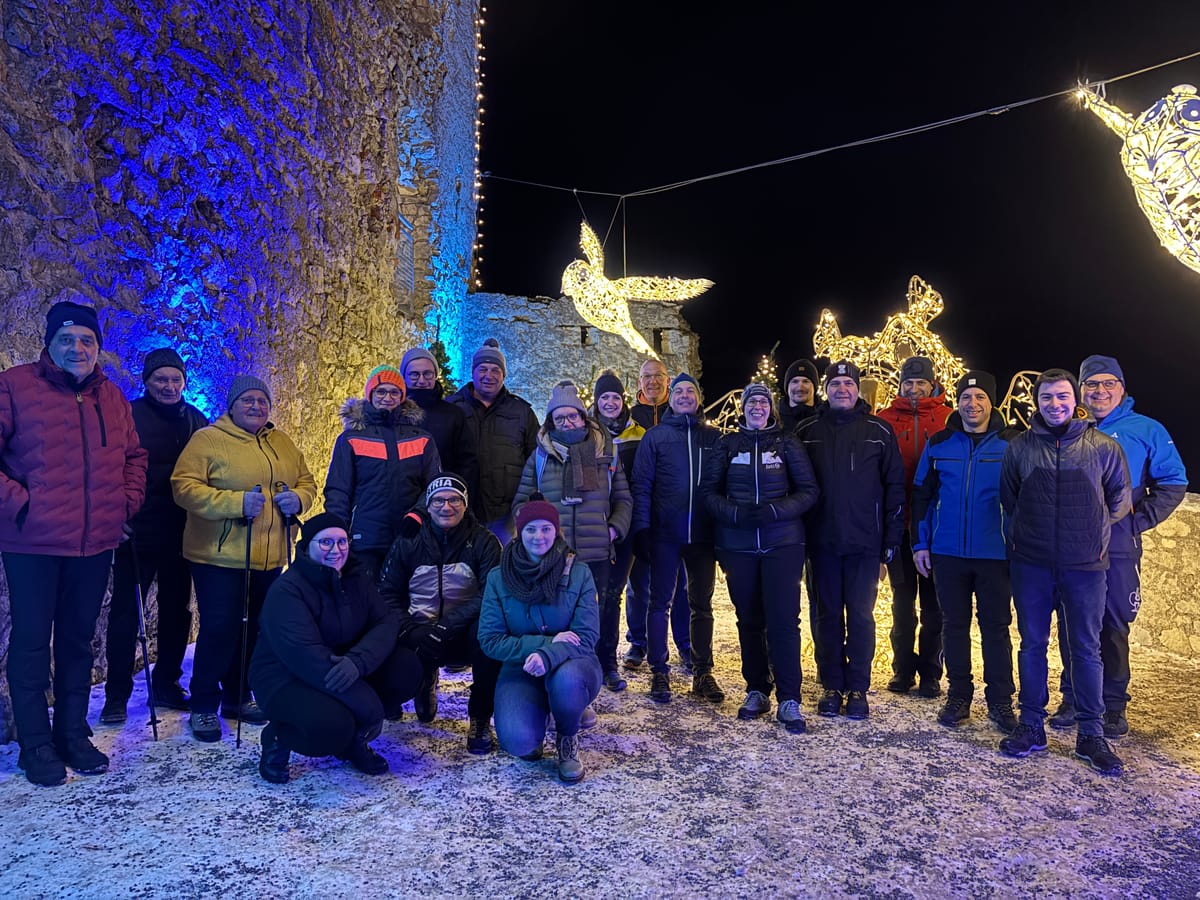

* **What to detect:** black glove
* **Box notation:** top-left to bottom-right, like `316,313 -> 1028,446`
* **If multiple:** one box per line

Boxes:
632,529 -> 653,562
419,622 -> 452,662
324,655 -> 360,692
400,622 -> 435,652
399,509 -> 426,540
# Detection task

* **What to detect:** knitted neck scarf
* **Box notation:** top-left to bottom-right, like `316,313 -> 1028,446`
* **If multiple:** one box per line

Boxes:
500,536 -> 568,605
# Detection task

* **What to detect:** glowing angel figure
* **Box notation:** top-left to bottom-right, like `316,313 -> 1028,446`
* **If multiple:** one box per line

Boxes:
1080,84 -> 1200,276
561,222 -> 713,358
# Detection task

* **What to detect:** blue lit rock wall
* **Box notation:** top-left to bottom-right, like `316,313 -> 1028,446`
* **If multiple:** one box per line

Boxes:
0,0 -> 479,741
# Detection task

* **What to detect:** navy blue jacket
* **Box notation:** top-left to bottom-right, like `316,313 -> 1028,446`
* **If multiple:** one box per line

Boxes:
911,410 -> 1019,560
631,410 -> 720,545
701,419 -> 819,553
795,399 -> 906,558
405,384 -> 480,504
448,384 -> 539,525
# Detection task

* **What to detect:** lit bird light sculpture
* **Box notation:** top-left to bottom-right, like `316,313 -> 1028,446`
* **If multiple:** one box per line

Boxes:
561,221 -> 713,358
1080,84 -> 1200,276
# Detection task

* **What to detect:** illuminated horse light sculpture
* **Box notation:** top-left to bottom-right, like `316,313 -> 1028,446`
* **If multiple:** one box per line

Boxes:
1080,84 -> 1200,277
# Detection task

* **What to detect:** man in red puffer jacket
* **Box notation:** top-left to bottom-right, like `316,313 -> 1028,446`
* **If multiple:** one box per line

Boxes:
0,297 -> 148,787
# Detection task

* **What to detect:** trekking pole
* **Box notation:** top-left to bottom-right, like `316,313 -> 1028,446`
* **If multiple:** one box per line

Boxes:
236,484 -> 262,749
276,481 -> 295,566
129,538 -> 160,741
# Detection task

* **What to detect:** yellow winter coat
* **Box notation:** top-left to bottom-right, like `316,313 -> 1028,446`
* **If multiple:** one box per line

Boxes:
171,413 -> 317,570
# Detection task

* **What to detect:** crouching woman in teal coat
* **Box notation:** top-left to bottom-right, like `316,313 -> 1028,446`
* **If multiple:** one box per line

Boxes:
478,496 -> 602,783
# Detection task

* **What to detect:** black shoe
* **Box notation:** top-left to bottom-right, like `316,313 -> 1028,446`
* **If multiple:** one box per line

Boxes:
152,681 -> 191,711
99,696 -> 128,725
258,723 -> 291,784
738,690 -> 772,720
999,722 -> 1048,758
467,717 -> 495,755
917,677 -> 942,699
57,737 -> 109,775
1047,699 -> 1076,729
17,744 -> 67,787
776,699 -> 807,734
938,695 -> 971,727
887,673 -> 916,694
622,644 -> 646,669
220,699 -> 267,724
343,740 -> 389,775
692,672 -> 725,703
1103,710 -> 1129,738
844,691 -> 870,720
415,669 -> 439,723
987,703 -> 1019,734
1075,734 -> 1124,775
648,672 -> 672,703
817,689 -> 843,717
603,670 -> 627,692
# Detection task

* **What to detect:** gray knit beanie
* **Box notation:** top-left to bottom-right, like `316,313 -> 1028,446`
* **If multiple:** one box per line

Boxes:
401,347 -> 440,378
227,375 -> 273,410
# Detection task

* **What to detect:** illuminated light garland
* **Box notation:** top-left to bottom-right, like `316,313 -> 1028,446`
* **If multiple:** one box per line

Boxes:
1080,84 -> 1200,278
560,221 -> 713,358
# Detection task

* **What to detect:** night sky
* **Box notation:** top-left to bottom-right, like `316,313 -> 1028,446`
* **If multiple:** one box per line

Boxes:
477,3 -> 1200,479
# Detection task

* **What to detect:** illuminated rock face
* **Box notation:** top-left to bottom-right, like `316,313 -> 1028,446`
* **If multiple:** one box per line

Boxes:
0,0 -> 480,740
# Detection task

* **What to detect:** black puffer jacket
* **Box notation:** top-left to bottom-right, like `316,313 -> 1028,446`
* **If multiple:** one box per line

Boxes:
778,401 -> 816,434
795,399 -> 906,557
448,384 -> 539,524
127,395 -> 208,550
1000,412 -> 1131,570
702,419 -> 820,553
631,410 -> 720,545
324,398 -> 441,552
250,555 -> 400,707
405,384 -> 480,502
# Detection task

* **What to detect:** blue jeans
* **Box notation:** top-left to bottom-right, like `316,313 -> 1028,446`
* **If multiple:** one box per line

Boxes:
625,557 -> 691,655
1011,561 -> 1105,737
494,657 -> 601,757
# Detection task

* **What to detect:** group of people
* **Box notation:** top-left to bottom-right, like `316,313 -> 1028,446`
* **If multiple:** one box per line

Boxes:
0,297 -> 1186,788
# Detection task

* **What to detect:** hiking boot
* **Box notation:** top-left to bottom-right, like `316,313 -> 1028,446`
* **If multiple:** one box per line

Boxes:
1075,734 -> 1124,776
999,722 -> 1048,758
648,672 -> 672,703
622,644 -> 646,669
917,677 -> 942,699
817,689 -> 843,717
937,695 -> 971,727
987,703 -> 1019,734
343,739 -> 389,775
738,690 -> 772,720
776,699 -> 807,734
220,699 -> 266,724
152,681 -> 191,711
442,664 -> 470,674
520,745 -> 545,762
258,723 -> 290,784
887,673 -> 916,694
415,669 -> 439,723
603,670 -> 627,692
580,704 -> 598,730
57,737 -> 109,775
677,648 -> 695,677
692,672 -> 726,703
1047,699 -> 1076,729
18,744 -> 67,787
190,711 -> 222,742
556,732 -> 584,784
466,717 -> 495,755
844,690 -> 870,720
1104,710 -> 1129,738
99,696 -> 128,725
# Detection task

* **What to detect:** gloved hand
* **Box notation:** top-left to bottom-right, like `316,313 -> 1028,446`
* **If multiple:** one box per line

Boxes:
419,622 -> 452,662
400,622 -> 435,653
274,490 -> 302,516
399,509 -> 425,539
632,529 -> 653,562
243,490 -> 267,519
324,655 -> 360,692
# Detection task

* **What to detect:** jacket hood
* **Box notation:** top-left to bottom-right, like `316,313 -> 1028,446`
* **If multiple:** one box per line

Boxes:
212,411 -> 275,442
1030,410 -> 1092,441
339,395 -> 425,431
536,419 -> 611,461
886,393 -> 949,414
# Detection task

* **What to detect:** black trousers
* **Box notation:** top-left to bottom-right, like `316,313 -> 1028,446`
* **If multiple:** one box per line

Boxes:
261,645 -> 423,757
930,554 -> 1014,705
106,542 -> 194,700
404,621 -> 501,720
4,551 -> 112,750
648,541 -> 715,675
719,548 -> 805,702
887,531 -> 943,681
808,548 -> 880,693
597,536 -> 634,672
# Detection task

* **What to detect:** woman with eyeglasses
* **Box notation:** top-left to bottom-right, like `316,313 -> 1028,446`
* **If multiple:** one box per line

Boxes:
700,383 -> 819,734
172,375 -> 318,743
251,513 -> 423,783
511,380 -> 632,695
324,365 -> 442,581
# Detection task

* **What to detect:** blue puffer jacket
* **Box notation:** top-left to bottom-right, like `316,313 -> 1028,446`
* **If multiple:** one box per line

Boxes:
631,410 -> 720,545
1094,395 -> 1187,557
701,419 -> 819,553
911,410 -> 1019,560
1000,412 -> 1131,570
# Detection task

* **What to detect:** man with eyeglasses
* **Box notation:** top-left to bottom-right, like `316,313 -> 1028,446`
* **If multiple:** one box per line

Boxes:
448,338 -> 539,544
1046,356 -> 1187,739
378,474 -> 503,753
325,365 -> 441,580
400,346 -> 479,501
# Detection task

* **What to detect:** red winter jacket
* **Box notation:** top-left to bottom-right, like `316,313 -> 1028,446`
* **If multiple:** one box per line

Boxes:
876,393 -> 951,523
0,351 -> 148,555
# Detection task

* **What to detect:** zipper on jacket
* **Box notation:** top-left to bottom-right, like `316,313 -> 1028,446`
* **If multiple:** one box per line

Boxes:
686,421 -> 695,542
94,402 -> 108,447
77,393 -> 90,555
962,441 -> 975,558
754,430 -> 762,552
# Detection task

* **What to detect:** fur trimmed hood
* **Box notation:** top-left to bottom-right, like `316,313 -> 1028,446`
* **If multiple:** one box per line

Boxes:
339,396 -> 425,431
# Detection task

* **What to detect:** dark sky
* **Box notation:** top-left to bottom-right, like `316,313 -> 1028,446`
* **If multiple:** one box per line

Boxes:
478,3 -> 1200,479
